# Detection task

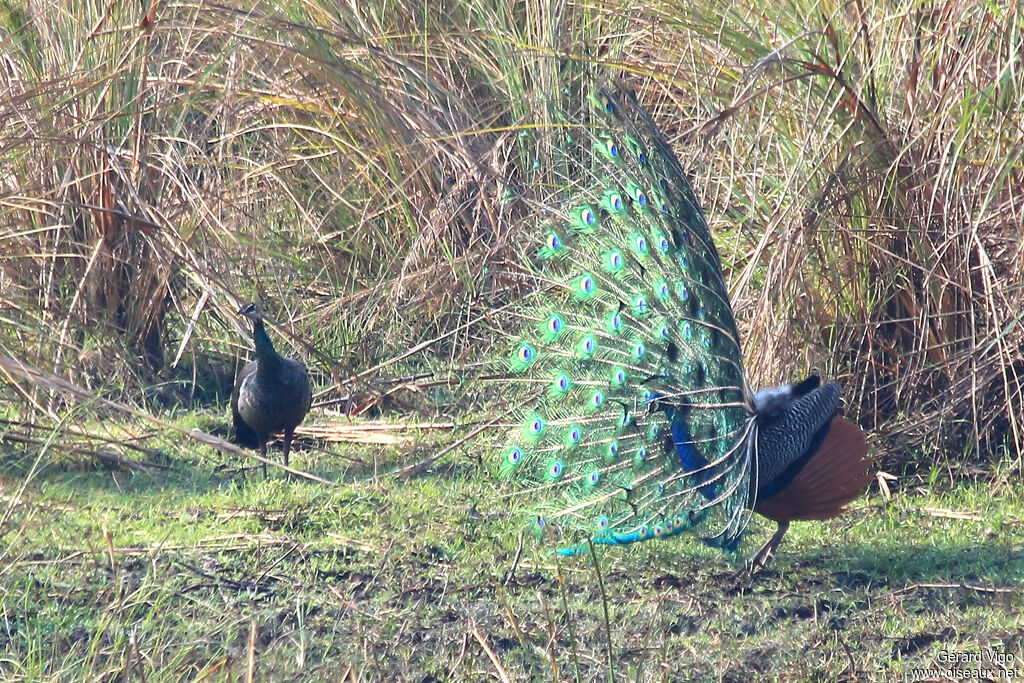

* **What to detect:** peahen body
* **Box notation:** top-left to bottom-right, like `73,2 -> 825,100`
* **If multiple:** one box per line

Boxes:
494,84 -> 872,569
232,302 -> 312,477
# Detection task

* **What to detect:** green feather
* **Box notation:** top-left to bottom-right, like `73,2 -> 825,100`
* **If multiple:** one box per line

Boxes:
490,83 -> 753,554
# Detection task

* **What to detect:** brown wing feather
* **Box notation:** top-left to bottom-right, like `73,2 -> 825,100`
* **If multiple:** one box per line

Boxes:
754,417 -> 873,523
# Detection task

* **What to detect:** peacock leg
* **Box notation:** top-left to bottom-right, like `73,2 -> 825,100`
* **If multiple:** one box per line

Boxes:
259,440 -> 268,479
746,520 -> 790,574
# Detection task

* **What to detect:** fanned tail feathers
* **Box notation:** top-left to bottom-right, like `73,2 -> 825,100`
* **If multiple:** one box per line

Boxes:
492,83 -> 756,553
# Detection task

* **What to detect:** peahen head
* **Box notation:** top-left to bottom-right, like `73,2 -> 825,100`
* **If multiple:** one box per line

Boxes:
237,301 -> 263,324
237,301 -> 277,360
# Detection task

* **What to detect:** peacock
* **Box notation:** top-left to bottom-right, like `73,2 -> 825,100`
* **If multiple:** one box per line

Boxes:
232,302 -> 312,477
492,84 -> 872,570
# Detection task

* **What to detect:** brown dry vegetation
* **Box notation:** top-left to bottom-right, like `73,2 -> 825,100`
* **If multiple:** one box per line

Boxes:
1,2 -> 1023,680
2,0 -> 1022,470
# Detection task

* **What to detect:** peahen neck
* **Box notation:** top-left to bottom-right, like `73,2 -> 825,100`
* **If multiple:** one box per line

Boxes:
251,318 -> 282,372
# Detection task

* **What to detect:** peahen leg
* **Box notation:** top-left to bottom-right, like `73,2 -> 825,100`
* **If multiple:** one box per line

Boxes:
283,428 -> 295,479
747,520 -> 790,574
283,428 -> 294,469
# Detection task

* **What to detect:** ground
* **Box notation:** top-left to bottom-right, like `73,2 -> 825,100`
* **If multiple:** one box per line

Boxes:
0,417 -> 1021,681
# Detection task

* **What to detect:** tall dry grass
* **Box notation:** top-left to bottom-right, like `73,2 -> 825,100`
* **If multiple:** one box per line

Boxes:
1,0 -> 1021,469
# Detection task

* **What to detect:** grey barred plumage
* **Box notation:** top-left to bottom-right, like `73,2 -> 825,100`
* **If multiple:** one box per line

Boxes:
491,83 -> 871,567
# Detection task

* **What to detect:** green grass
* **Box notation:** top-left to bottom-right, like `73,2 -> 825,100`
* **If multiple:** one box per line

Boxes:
1,427 -> 1021,681
2,0 -> 1024,679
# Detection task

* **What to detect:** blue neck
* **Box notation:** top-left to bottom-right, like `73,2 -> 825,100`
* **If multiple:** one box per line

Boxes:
251,319 -> 282,370
663,404 -> 718,501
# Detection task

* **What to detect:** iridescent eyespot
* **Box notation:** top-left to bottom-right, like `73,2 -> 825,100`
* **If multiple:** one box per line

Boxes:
634,447 -> 647,463
632,234 -> 648,255
511,342 -> 537,371
632,342 -> 645,359
596,516 -> 610,530
612,194 -> 623,211
589,390 -> 605,409
548,460 -> 564,479
607,312 -> 623,333
578,335 -> 597,357
565,426 -> 582,446
653,524 -> 666,538
587,471 -> 601,485
604,250 -> 624,272
521,415 -> 546,441
648,424 -> 660,440
506,447 -> 523,465
638,151 -> 647,164
543,314 -> 564,338
573,273 -> 596,298
605,139 -> 619,157
581,207 -> 596,225
552,373 -> 571,393
540,231 -> 564,257
659,178 -> 667,190
655,281 -> 670,299
654,233 -> 669,252
632,295 -> 647,315
681,322 -> 693,338
658,324 -> 670,339
677,283 -> 690,301
611,367 -> 626,385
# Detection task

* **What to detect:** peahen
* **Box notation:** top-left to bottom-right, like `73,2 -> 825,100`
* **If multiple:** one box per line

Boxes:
232,302 -> 312,477
493,84 -> 872,570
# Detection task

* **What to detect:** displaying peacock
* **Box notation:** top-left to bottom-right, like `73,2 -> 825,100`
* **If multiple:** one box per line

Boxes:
492,84 -> 872,569
232,302 -> 312,477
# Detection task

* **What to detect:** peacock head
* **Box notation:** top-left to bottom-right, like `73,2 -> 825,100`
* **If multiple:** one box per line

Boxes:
237,301 -> 264,326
